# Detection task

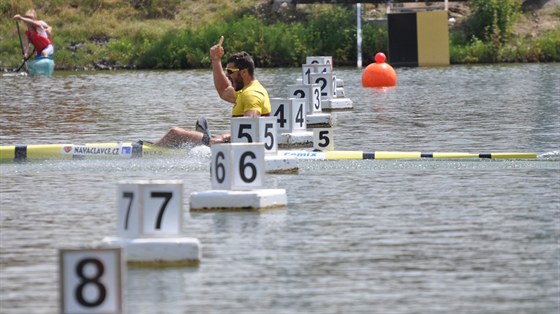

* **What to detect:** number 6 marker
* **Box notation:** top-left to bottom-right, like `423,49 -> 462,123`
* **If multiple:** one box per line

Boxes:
211,143 -> 264,190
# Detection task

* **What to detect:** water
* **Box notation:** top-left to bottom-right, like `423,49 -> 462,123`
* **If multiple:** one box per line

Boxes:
1,64 -> 559,314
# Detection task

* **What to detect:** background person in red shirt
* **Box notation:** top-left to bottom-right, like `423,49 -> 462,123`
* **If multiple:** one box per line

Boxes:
14,9 -> 54,59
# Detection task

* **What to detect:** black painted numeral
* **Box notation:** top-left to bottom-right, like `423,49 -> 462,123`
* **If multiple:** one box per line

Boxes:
150,192 -> 172,229
75,258 -> 106,307
215,151 -> 226,183
239,151 -> 257,183
123,192 -> 133,230
274,104 -> 287,128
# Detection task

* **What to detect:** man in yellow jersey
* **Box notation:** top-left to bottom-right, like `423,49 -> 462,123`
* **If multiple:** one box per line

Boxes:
153,36 -> 271,147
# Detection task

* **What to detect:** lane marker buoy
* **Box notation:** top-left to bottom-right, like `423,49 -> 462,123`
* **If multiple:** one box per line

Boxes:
362,52 -> 397,87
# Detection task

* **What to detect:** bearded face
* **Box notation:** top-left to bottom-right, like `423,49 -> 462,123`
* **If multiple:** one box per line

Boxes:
231,72 -> 244,91
226,62 -> 245,91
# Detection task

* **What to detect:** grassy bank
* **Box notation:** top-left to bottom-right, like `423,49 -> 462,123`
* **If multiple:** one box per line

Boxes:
0,1 -> 558,70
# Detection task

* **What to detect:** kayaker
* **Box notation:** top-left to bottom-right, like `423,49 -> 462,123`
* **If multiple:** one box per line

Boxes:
153,36 -> 271,148
14,9 -> 54,59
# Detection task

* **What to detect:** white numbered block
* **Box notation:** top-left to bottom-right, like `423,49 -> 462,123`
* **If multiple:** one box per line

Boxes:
60,247 -> 123,314
310,73 -> 334,100
336,87 -> 345,98
287,84 -> 322,114
335,78 -> 345,88
104,180 -> 201,266
306,113 -> 335,128
313,128 -> 335,151
334,77 -> 345,98
306,56 -> 333,69
271,98 -> 306,134
259,117 -> 278,154
231,118 -> 258,144
230,117 -> 278,154
302,64 -> 330,84
190,189 -> 287,211
332,74 -> 338,98
296,76 -> 345,99
279,131 -> 314,148
308,84 -> 322,113
102,237 -> 201,267
264,155 -> 299,174
211,143 -> 265,190
116,180 -> 183,238
321,98 -> 354,111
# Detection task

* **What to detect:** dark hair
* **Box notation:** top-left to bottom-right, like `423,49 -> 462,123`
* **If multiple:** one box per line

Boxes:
227,51 -> 255,76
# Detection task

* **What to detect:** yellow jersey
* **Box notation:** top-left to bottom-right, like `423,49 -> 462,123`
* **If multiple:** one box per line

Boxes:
232,80 -> 271,117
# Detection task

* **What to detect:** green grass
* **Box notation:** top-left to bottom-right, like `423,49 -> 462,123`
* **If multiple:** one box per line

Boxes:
1,0 -> 558,70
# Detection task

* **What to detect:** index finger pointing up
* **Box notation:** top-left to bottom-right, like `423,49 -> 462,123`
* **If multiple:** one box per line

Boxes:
218,36 -> 224,47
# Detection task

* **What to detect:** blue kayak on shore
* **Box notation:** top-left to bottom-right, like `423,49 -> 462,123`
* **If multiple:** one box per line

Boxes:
26,57 -> 54,76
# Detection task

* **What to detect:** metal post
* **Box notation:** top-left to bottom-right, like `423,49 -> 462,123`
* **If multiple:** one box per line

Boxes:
357,3 -> 362,68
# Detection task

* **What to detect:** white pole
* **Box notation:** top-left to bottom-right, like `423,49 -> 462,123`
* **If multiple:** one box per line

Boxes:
356,3 -> 362,68
445,0 -> 448,11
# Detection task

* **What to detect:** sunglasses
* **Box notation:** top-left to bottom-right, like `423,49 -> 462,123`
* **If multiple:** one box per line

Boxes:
225,67 -> 241,75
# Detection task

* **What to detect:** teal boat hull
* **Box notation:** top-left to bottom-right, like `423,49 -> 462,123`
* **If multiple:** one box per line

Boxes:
27,57 -> 54,76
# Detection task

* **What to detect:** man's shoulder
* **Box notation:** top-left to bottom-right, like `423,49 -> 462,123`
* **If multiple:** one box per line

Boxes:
245,80 -> 268,93
247,80 -> 263,87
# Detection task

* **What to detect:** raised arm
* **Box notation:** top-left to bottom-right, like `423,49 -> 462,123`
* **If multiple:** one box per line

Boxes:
210,36 -> 236,104
14,15 -> 44,30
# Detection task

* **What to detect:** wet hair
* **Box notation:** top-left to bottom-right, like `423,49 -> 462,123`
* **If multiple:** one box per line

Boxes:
227,51 -> 255,76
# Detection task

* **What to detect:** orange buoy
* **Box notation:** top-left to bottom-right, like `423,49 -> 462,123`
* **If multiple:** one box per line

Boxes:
362,52 -> 397,87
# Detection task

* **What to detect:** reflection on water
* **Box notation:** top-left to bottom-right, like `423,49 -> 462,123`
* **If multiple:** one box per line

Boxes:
1,64 -> 559,314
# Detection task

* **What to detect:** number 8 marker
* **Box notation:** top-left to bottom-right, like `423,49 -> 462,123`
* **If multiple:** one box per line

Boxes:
60,248 -> 123,314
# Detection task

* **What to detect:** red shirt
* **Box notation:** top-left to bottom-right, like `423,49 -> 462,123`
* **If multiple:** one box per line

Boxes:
25,27 -> 51,55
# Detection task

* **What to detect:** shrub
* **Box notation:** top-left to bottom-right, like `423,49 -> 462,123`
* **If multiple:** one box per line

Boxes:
466,0 -> 522,43
536,28 -> 560,62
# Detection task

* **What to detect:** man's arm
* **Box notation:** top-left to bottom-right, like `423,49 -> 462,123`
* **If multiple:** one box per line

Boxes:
210,36 -> 236,104
243,110 -> 261,118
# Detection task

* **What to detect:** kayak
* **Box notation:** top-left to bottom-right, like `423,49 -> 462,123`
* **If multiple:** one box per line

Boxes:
278,150 -> 538,160
0,142 -> 179,162
0,141 -> 538,163
26,57 -> 54,76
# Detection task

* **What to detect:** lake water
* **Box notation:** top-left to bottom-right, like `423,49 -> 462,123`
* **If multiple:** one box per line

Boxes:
1,64 -> 559,313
